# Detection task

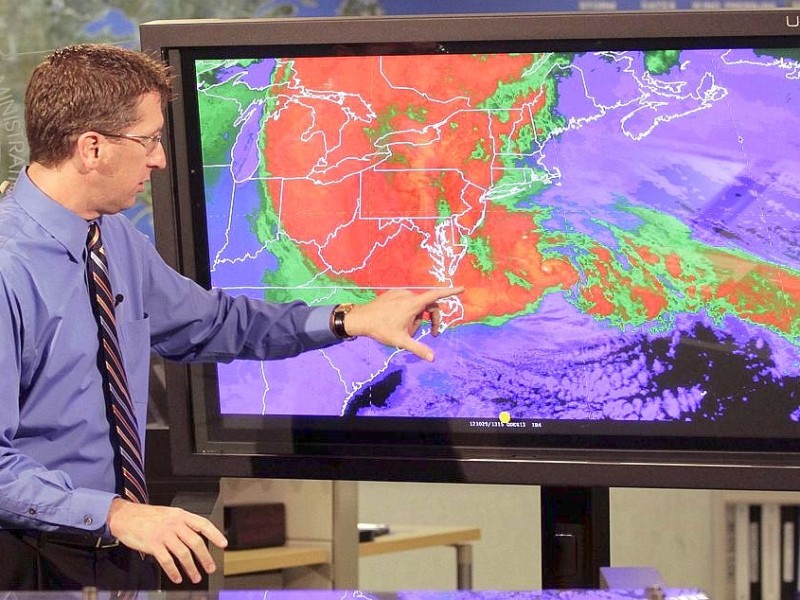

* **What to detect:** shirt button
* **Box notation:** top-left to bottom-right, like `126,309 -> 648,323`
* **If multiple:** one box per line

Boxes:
84,515 -> 93,527
28,507 -> 37,515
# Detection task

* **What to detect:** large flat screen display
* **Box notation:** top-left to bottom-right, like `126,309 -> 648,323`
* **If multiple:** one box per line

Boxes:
141,10 -> 800,489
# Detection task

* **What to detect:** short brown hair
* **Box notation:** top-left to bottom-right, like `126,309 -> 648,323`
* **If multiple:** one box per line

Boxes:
25,43 -> 173,167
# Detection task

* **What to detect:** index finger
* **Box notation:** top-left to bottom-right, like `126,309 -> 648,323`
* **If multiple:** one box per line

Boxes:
416,286 -> 464,305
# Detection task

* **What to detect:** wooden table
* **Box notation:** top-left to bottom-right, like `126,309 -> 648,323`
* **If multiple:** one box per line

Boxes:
225,542 -> 330,577
224,524 -> 481,589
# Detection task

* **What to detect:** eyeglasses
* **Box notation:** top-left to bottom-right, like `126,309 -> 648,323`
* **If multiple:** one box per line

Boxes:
95,130 -> 163,155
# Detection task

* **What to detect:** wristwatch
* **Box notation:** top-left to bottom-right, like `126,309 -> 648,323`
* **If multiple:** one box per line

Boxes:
331,303 -> 356,340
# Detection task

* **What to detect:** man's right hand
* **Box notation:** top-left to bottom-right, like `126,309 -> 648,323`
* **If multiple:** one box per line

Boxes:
107,498 -> 229,584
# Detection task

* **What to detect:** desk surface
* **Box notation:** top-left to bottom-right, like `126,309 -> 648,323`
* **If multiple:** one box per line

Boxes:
359,524 -> 481,557
224,524 -> 481,575
224,542 -> 329,576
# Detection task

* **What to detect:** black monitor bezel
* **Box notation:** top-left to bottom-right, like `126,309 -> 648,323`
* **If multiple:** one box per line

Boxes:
141,10 -> 800,490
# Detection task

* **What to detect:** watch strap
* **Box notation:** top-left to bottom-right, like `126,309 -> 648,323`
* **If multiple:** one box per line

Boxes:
331,303 -> 356,339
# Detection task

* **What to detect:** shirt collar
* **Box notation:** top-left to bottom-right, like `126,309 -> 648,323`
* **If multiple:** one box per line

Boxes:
14,168 -> 96,262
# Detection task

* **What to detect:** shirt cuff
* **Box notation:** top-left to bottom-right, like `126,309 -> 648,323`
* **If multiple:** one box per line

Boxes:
304,304 -> 340,346
68,488 -> 118,533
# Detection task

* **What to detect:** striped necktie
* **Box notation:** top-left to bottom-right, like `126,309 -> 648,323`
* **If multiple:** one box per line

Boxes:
86,222 -> 149,504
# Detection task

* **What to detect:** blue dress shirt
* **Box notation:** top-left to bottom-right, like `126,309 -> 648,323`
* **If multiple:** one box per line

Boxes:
0,169 -> 338,534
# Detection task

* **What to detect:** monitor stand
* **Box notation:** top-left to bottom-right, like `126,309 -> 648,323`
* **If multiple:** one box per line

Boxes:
541,486 -> 610,588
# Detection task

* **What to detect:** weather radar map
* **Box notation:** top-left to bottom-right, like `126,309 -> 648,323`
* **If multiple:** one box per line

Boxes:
196,47 -> 800,428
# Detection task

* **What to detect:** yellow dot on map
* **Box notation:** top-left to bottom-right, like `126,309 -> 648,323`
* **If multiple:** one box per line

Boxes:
499,411 -> 511,424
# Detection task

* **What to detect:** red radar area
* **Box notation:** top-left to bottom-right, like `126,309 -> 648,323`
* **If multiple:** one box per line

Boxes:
263,53 -> 559,323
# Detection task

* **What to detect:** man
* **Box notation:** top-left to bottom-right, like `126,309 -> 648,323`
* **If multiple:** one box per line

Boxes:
0,43 -> 462,590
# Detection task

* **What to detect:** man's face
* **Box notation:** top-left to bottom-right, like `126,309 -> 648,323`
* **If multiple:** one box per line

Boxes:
95,92 -> 166,215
